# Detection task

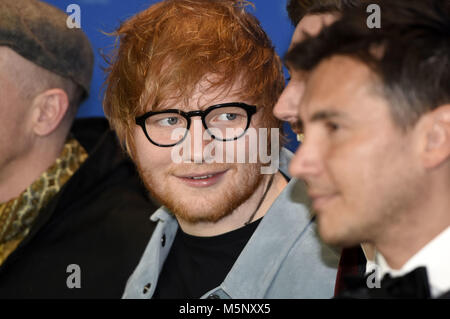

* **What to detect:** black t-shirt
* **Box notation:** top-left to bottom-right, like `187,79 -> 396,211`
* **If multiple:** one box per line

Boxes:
152,218 -> 261,299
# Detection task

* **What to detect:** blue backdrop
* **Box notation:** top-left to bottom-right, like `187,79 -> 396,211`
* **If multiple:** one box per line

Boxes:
43,0 -> 298,150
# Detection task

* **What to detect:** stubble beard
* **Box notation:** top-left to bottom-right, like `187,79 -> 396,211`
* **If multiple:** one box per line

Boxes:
318,164 -> 424,249
136,162 -> 264,224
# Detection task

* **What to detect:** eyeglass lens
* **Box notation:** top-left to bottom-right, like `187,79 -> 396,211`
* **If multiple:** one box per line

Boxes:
145,106 -> 249,145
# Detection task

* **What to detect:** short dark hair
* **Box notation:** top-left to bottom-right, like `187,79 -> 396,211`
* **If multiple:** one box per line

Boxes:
286,0 -> 360,26
286,0 -> 450,130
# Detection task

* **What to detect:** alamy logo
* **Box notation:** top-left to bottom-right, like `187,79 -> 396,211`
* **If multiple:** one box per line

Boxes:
66,4 -> 81,29
66,264 -> 81,289
366,265 -> 382,289
169,123 -> 280,174
367,4 -> 381,29
366,270 -> 381,289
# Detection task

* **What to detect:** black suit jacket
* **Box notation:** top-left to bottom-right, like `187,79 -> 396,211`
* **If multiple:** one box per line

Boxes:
0,118 -> 157,298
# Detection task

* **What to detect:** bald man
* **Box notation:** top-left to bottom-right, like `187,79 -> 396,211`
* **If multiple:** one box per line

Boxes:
0,0 -> 157,298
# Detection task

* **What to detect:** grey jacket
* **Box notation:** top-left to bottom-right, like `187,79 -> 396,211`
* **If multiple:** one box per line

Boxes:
122,148 -> 340,299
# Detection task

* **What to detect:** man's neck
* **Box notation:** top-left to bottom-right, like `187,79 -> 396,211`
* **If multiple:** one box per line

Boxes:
374,195 -> 450,270
177,171 -> 288,237
0,139 -> 63,203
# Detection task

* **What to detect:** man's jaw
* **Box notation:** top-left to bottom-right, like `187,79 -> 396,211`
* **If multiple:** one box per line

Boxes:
138,162 -> 264,234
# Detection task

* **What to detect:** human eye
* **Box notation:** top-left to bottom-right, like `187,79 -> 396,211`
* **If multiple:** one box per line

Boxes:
291,120 -> 304,135
291,120 -> 304,142
160,116 -> 179,126
151,115 -> 182,127
217,113 -> 240,121
325,121 -> 340,133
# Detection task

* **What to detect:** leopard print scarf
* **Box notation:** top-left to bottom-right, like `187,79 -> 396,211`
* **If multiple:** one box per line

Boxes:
0,138 -> 88,266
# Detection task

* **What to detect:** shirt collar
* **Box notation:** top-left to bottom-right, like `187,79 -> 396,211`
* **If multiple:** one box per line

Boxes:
376,226 -> 450,297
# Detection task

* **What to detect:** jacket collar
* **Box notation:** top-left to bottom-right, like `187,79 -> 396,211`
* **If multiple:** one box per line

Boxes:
149,148 -> 316,298
0,118 -> 127,271
207,176 -> 314,298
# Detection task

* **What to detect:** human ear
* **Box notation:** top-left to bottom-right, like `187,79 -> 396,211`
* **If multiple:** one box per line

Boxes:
420,105 -> 450,169
31,88 -> 70,136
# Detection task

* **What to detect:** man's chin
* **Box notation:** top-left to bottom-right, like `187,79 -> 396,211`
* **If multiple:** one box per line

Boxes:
321,234 -> 362,248
162,200 -> 224,223
153,181 -> 261,225
317,217 -> 363,247
140,163 -> 264,225
173,209 -> 230,224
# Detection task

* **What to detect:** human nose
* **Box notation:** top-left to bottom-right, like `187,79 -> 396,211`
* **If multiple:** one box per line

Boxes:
187,118 -> 210,163
273,81 -> 305,124
289,133 -> 323,180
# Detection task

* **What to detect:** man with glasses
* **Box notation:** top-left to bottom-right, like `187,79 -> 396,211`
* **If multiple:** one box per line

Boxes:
135,103 -> 257,147
104,0 -> 339,299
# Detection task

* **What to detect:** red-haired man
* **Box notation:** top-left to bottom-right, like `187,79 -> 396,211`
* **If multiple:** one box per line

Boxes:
104,0 -> 340,299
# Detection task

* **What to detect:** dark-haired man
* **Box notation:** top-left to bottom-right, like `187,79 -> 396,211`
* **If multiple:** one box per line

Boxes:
287,0 -> 450,298
274,0 -> 359,136
275,0 -> 369,296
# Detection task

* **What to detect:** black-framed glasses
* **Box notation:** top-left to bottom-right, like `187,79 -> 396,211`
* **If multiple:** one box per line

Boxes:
135,102 -> 257,147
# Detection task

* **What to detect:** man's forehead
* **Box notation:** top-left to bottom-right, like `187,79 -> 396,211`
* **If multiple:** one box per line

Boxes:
155,76 -> 248,111
156,93 -> 246,112
299,55 -> 378,119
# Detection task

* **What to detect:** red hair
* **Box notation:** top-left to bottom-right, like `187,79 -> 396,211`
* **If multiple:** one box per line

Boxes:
103,0 -> 284,150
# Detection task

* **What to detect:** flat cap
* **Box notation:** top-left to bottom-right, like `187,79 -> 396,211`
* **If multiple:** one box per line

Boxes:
0,0 -> 94,96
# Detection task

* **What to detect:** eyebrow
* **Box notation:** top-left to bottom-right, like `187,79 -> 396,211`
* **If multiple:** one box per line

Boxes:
309,110 -> 344,122
296,109 -> 345,129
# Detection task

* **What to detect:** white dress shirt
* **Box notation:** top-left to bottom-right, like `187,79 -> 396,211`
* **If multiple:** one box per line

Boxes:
375,226 -> 450,298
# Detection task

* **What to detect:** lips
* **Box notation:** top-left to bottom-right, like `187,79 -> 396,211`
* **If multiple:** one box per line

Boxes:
175,170 -> 228,188
308,192 -> 338,212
